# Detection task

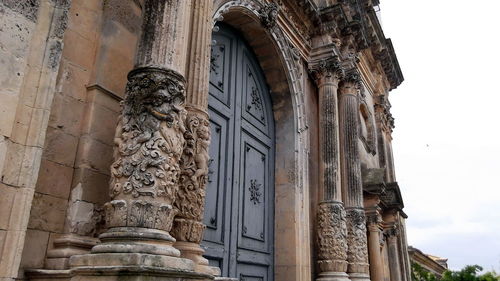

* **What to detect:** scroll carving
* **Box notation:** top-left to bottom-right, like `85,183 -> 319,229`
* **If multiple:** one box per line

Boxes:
341,71 -> 362,92
346,208 -> 370,273
106,67 -> 186,231
317,202 -> 348,272
259,2 -> 279,29
173,111 -> 211,243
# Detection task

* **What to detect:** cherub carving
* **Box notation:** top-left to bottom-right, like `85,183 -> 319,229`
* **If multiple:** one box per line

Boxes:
191,119 -> 210,187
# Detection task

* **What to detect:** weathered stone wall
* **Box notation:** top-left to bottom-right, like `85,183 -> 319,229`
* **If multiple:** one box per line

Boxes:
14,0 -> 142,276
0,0 -> 71,279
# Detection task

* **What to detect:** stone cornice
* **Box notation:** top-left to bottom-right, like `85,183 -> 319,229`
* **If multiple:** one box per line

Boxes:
314,1 -> 403,90
380,182 -> 404,210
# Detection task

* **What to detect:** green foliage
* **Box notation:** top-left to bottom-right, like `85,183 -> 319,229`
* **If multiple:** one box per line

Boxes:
440,265 -> 500,281
412,263 -> 500,281
412,262 -> 438,281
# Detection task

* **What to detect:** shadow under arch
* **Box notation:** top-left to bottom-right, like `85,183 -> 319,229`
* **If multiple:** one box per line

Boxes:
212,2 -> 312,281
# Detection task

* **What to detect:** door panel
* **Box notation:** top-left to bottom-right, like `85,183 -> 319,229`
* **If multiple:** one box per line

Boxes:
238,132 -> 270,253
202,24 -> 274,280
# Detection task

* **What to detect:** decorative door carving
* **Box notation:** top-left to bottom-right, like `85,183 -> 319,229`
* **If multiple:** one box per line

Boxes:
202,24 -> 275,281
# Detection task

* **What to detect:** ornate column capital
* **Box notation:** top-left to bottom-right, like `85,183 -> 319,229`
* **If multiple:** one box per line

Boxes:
340,70 -> 362,96
384,226 -> 399,239
309,56 -> 345,87
365,207 -> 382,232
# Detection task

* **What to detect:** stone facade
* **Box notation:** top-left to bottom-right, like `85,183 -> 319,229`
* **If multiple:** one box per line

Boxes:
0,0 -> 410,281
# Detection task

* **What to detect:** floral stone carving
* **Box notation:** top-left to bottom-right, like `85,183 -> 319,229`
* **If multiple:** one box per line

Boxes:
106,66 -> 186,232
346,208 -> 370,273
173,111 -> 211,243
317,201 -> 348,272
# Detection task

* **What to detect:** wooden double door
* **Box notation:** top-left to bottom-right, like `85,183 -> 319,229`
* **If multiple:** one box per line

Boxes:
201,24 -> 275,281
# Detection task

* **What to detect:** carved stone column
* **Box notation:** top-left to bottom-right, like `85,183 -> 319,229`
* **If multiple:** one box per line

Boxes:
385,227 -> 402,281
310,56 -> 350,281
366,208 -> 384,281
167,0 -> 221,276
169,0 -> 220,276
339,72 -> 370,281
68,0 -> 204,277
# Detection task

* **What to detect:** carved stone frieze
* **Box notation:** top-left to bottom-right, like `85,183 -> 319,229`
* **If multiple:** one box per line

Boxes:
346,208 -> 370,274
107,67 -> 186,232
103,199 -> 177,232
317,201 -> 348,272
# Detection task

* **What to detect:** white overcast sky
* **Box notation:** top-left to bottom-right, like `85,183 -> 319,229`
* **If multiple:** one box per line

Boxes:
379,0 -> 500,272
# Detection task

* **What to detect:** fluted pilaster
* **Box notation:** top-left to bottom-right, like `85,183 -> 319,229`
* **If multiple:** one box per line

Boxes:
339,72 -> 370,281
135,0 -> 190,74
366,210 -> 384,281
386,227 -> 402,281
310,56 -> 350,281
185,0 -> 212,108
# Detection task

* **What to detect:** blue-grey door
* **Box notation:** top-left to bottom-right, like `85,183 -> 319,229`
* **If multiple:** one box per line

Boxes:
202,24 -> 275,281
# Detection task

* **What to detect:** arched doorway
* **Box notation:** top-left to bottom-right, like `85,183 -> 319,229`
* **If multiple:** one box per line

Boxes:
202,24 -> 275,281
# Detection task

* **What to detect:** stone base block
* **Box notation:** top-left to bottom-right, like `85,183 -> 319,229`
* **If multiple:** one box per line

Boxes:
317,271 -> 351,281
26,269 -> 73,281
174,241 -> 221,276
26,253 -> 214,281
45,234 -> 99,270
45,258 -> 71,271
69,253 -> 194,270
348,272 -> 371,281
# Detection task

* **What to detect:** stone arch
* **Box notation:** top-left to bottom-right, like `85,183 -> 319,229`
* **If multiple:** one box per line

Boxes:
212,2 -> 312,281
